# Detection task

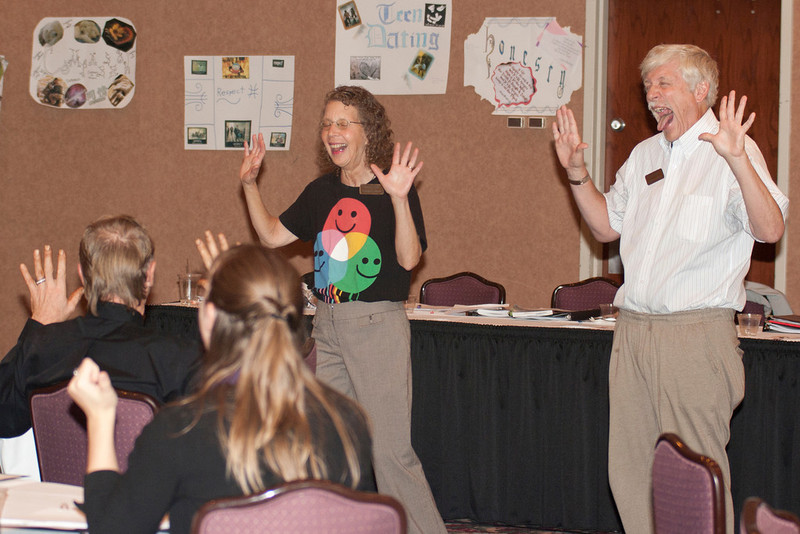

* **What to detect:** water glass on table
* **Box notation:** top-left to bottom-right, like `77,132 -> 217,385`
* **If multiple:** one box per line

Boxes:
599,303 -> 618,321
737,313 -> 762,336
177,273 -> 203,304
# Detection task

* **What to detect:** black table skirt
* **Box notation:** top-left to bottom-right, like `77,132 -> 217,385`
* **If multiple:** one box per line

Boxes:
144,305 -> 800,531
409,320 -> 618,530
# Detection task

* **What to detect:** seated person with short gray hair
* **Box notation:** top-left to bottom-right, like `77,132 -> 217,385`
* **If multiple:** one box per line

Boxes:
0,215 -> 201,443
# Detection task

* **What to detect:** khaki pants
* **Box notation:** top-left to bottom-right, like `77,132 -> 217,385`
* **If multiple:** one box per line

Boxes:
313,301 -> 446,534
608,308 -> 744,534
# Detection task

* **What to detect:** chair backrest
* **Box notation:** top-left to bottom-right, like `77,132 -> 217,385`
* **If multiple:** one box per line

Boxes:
191,479 -> 407,534
29,381 -> 158,486
741,497 -> 800,534
551,277 -> 620,311
419,271 -> 505,306
652,432 -> 725,534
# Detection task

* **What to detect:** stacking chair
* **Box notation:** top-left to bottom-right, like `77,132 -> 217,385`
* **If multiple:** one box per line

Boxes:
741,497 -> 800,534
652,432 -> 725,534
419,271 -> 505,306
29,381 -> 158,486
550,277 -> 620,311
191,479 -> 406,534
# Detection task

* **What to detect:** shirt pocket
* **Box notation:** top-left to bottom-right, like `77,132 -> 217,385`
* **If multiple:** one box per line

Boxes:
675,194 -> 713,242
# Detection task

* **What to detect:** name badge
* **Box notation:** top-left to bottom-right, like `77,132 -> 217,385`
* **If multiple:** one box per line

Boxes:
359,183 -> 384,195
645,169 -> 665,185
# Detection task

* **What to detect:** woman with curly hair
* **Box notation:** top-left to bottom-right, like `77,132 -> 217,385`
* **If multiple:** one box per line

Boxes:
68,245 -> 375,534
237,85 -> 445,534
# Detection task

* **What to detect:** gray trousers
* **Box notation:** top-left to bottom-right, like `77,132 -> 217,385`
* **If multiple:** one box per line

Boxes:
313,301 -> 446,534
608,308 -> 744,534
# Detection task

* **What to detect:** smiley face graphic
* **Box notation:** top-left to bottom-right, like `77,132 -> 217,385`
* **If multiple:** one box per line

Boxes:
314,232 -> 347,287
333,236 -> 382,294
323,198 -> 371,236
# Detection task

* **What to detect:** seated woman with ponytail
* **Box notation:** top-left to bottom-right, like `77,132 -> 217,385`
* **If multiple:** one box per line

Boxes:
68,244 -> 375,534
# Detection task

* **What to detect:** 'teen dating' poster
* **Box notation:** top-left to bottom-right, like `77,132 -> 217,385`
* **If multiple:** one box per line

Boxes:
335,1 -> 452,95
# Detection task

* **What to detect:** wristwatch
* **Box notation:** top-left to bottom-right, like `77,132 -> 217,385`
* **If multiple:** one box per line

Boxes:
567,173 -> 591,186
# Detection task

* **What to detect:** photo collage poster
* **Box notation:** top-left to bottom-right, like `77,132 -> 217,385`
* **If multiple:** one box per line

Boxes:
335,0 -> 452,95
464,17 -> 583,115
30,17 -> 137,109
184,56 -> 295,151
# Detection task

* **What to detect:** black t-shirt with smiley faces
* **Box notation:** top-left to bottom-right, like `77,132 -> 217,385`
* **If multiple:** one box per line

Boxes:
280,172 -> 426,303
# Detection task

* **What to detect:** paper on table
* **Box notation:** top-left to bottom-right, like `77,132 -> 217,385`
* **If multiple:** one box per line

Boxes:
764,323 -> 800,334
510,309 -> 569,319
0,480 -> 86,530
0,480 -> 170,531
475,308 -> 570,320
474,308 -> 513,317
411,303 -> 508,316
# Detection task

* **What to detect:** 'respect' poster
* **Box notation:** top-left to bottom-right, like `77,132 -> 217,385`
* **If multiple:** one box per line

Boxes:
184,55 -> 295,151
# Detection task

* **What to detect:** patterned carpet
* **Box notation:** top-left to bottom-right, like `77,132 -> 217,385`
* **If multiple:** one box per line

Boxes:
445,519 -> 620,533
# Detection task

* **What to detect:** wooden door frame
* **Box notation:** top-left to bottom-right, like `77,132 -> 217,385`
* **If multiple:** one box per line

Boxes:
579,0 -> 792,293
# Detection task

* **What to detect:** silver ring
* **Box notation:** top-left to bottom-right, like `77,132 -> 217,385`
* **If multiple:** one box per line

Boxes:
72,368 -> 79,377
35,278 -> 46,285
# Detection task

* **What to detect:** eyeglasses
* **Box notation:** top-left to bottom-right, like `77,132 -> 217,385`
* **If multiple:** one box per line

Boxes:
320,118 -> 364,130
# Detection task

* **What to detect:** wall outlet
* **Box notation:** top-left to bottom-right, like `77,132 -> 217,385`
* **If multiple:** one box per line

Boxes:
528,117 -> 545,129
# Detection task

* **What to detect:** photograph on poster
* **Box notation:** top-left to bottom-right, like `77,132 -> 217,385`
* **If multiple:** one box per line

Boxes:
36,76 -> 66,107
102,18 -> 136,52
225,120 -> 251,148
409,50 -> 434,80
187,127 -> 208,145
64,84 -> 87,108
191,60 -> 208,75
350,56 -> 381,80
222,57 -> 249,79
339,1 -> 362,29
74,20 -> 101,43
38,20 -> 63,46
108,74 -> 134,107
269,132 -> 287,147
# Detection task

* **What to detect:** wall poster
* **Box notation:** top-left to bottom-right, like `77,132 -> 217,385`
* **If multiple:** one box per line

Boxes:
184,55 -> 295,151
335,1 -> 452,95
30,17 -> 136,109
464,18 -> 583,115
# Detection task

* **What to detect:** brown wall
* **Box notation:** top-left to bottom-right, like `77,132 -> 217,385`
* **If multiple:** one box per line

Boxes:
0,1 -> 585,354
1,1 -> 798,357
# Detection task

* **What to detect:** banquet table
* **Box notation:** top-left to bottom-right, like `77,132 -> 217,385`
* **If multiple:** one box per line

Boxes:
144,304 -> 800,531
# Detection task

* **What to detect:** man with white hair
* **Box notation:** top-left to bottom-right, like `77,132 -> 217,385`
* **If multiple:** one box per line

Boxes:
551,44 -> 788,533
0,215 -> 201,475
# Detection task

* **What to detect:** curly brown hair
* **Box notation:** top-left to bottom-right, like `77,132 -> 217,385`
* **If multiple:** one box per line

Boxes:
317,85 -> 394,173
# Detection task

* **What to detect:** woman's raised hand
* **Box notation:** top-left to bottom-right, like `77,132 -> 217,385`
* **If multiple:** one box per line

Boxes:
371,141 -> 423,201
195,230 -> 230,270
68,358 -> 118,417
240,133 -> 267,186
